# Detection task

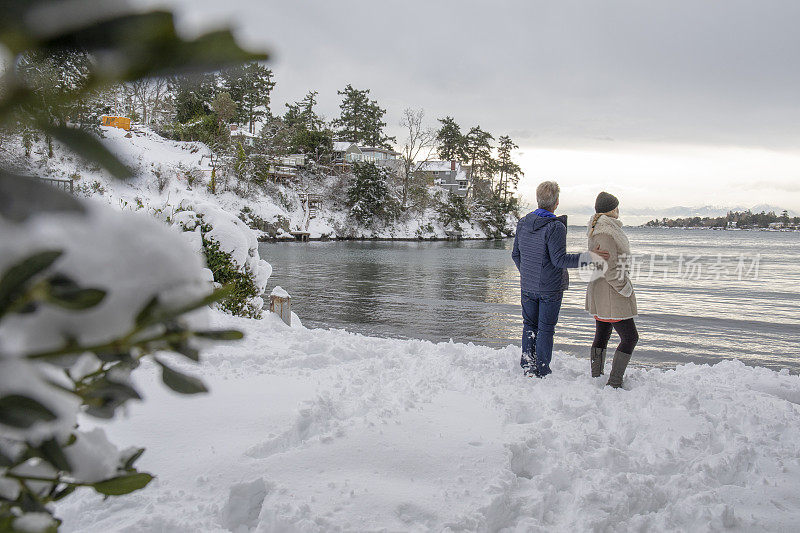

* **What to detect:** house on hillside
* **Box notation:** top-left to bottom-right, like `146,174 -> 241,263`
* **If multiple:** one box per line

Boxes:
359,146 -> 401,170
415,160 -> 469,197
230,125 -> 257,148
269,154 -> 308,182
332,142 -> 362,172
332,142 -> 401,172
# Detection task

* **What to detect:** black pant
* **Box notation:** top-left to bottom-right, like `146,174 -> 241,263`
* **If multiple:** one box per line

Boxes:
592,318 -> 639,355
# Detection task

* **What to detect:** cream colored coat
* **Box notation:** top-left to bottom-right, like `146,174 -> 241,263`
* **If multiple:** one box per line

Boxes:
585,215 -> 638,320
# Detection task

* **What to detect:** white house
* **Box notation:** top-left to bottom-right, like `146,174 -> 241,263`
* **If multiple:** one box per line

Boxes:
332,142 -> 401,172
269,153 -> 308,182
415,160 -> 469,197
359,146 -> 401,170
230,125 -> 257,148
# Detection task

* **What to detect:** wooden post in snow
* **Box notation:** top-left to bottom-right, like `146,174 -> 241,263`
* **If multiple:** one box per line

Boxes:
269,286 -> 291,326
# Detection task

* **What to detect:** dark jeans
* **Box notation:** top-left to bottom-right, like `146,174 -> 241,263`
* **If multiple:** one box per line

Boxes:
592,318 -> 639,354
521,290 -> 563,376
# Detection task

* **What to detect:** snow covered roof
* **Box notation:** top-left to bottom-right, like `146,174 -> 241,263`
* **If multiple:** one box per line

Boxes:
332,141 -> 359,153
415,160 -> 459,172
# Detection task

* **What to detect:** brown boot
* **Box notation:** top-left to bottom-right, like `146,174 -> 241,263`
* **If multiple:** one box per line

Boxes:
606,350 -> 632,389
590,347 -> 606,378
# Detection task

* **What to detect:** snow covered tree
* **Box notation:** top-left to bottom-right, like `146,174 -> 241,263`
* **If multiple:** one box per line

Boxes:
170,73 -> 216,124
220,62 -> 276,133
435,191 -> 471,231
257,116 -> 294,158
436,116 -> 467,162
14,49 -> 99,158
212,92 -> 237,130
346,162 -> 397,225
126,78 -> 170,127
284,91 -> 324,132
463,126 -> 496,197
495,135 -> 523,201
332,84 -> 395,148
282,91 -> 333,159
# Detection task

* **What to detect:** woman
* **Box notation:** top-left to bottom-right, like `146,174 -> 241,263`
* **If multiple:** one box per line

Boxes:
585,192 -> 639,388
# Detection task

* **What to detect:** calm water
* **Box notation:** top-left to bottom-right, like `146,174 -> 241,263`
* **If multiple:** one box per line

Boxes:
261,227 -> 800,373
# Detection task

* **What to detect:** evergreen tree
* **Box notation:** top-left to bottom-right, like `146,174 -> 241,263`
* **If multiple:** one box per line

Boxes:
285,90 -> 324,131
436,192 -> 471,231
463,126 -> 495,196
220,62 -> 275,133
282,91 -> 332,158
212,91 -> 236,131
332,84 -> 395,148
16,49 -> 98,132
171,73 -> 215,123
436,116 -> 467,161
346,162 -> 396,224
496,135 -> 523,201
258,116 -> 294,158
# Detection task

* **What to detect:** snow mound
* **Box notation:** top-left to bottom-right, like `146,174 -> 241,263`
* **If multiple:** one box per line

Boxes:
270,286 -> 289,299
172,200 -> 272,313
54,312 -> 800,532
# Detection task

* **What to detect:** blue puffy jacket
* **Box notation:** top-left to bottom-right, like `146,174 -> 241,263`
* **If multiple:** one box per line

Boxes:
512,212 -> 586,294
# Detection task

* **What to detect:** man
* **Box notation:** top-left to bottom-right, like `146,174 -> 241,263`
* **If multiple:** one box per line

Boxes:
512,181 -> 608,377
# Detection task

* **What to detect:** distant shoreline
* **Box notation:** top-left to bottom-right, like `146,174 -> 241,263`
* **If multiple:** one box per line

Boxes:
635,226 -> 799,232
260,225 -> 799,243
260,235 -> 514,243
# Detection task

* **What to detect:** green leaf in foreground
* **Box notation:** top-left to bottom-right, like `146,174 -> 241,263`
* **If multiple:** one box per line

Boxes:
0,395 -> 58,429
193,329 -> 244,341
122,448 -> 145,471
134,285 -> 235,329
157,360 -> 208,395
92,472 -> 153,496
46,277 -> 107,310
53,484 -> 77,501
38,438 -> 71,472
0,250 -> 62,319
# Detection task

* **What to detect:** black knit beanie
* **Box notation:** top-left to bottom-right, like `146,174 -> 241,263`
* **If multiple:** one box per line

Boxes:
595,191 -> 619,213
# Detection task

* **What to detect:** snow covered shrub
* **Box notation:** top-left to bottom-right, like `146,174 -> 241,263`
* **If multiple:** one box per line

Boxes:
153,165 -> 170,193
0,180 -> 244,531
203,239 -> 260,317
172,202 -> 271,319
74,180 -> 106,198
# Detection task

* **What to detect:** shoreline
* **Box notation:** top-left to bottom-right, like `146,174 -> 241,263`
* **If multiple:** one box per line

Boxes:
259,235 -> 515,243
258,226 -> 799,242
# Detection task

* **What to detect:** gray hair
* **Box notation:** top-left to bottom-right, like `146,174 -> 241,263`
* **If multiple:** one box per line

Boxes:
536,181 -> 560,211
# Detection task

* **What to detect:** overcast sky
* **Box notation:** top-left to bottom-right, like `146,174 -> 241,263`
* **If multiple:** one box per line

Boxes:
142,0 -> 800,216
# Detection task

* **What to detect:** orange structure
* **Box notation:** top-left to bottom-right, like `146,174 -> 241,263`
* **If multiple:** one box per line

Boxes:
100,116 -> 131,130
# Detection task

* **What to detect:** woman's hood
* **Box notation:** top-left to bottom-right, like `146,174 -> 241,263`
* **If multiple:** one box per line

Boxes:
588,214 -> 630,253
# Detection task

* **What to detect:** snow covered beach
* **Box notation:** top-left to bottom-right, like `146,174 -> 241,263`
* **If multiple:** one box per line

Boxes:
56,311 -> 800,532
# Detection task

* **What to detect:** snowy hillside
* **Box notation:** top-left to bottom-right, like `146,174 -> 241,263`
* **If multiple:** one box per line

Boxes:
54,311 -> 800,532
7,126 -> 510,240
